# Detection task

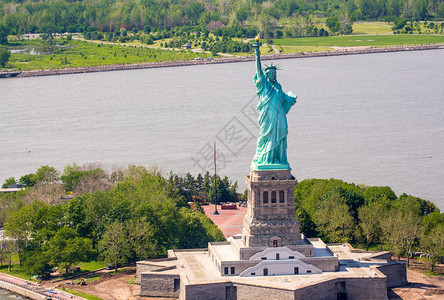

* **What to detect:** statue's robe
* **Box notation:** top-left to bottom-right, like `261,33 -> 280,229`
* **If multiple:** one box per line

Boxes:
251,70 -> 297,169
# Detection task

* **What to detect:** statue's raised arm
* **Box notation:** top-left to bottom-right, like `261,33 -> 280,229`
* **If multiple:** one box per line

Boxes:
250,35 -> 297,171
253,35 -> 262,76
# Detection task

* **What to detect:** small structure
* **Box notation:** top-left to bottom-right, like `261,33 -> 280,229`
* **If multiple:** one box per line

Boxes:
0,184 -> 25,194
182,43 -> 192,49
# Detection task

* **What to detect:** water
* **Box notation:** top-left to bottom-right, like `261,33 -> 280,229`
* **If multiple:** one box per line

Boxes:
1,50 -> 443,209
0,288 -> 25,300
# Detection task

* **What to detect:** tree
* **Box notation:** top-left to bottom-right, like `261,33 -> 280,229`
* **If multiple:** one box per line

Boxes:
2,177 -> 16,188
358,204 -> 382,250
0,246 -> 5,266
381,197 -> 422,265
381,210 -> 404,259
61,168 -> 109,194
46,227 -> 92,274
36,165 -> 60,184
296,207 -> 318,238
315,192 -> 355,243
339,10 -> 353,34
84,191 -> 115,248
258,13 -> 276,38
422,212 -> 444,235
65,196 -> 90,237
326,15 -> 340,33
361,186 -> 397,205
0,48 -> 10,68
0,25 -> 9,45
22,249 -> 51,276
177,208 -> 210,249
2,240 -> 15,272
235,8 -> 248,26
393,18 -> 407,30
413,0 -> 428,20
126,218 -> 157,260
4,205 -> 33,266
22,182 -> 65,204
99,222 -> 130,271
19,173 -> 37,187
420,225 -> 444,272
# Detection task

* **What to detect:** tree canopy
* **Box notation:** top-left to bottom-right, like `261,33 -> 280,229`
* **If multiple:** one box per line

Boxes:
294,178 -> 442,270
0,0 -> 442,37
0,47 -> 10,68
1,165 -> 225,275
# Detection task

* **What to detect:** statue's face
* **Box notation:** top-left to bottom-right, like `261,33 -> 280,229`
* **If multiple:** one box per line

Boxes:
265,69 -> 277,82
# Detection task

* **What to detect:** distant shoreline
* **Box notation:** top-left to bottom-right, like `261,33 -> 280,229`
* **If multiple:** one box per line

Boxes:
13,44 -> 444,78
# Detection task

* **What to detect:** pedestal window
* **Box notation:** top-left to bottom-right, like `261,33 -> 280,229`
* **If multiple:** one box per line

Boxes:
263,191 -> 268,204
271,191 -> 276,203
279,191 -> 285,203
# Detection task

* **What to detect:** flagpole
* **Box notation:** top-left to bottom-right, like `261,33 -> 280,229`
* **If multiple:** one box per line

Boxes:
212,141 -> 219,215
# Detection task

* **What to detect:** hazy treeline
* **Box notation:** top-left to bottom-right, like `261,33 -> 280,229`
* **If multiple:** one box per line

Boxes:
1,0 -> 443,36
0,164 -> 225,275
295,178 -> 444,271
168,171 -> 239,204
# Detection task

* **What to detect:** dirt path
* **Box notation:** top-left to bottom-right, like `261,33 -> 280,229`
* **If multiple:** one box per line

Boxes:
76,277 -> 141,300
63,268 -> 173,300
389,268 -> 444,299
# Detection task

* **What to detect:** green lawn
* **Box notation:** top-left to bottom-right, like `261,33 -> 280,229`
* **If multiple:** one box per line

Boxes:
8,38 -> 208,71
272,34 -> 444,47
78,261 -> 107,272
352,22 -> 394,35
64,288 -> 103,300
0,264 -> 33,280
277,45 -> 332,53
6,31 -> 444,72
0,259 -> 106,281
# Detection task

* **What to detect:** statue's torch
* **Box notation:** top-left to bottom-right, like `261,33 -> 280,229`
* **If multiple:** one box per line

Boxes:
252,35 -> 262,48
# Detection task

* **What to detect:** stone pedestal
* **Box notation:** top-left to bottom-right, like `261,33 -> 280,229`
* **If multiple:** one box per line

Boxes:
241,169 -> 301,247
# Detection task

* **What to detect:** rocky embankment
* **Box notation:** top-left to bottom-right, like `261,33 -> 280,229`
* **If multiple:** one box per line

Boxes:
17,44 -> 444,78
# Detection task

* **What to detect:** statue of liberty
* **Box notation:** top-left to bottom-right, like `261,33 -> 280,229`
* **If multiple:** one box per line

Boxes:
251,36 -> 297,170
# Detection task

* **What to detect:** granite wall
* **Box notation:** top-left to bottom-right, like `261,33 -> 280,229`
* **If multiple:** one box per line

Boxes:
374,263 -> 408,288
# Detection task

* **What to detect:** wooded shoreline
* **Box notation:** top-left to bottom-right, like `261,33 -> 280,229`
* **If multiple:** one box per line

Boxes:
11,44 -> 444,78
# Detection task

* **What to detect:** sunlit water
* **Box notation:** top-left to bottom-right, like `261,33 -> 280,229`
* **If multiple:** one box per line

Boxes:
1,50 -> 443,209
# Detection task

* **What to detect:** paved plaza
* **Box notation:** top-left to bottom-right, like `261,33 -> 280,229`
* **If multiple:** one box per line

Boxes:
202,205 -> 246,238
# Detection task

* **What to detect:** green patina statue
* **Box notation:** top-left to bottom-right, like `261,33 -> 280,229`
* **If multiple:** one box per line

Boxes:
251,37 -> 297,170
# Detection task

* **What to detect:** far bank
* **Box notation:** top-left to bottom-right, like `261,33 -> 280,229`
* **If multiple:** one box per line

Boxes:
9,43 -> 444,78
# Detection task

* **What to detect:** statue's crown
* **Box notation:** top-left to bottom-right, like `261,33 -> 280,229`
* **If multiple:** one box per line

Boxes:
264,63 -> 279,71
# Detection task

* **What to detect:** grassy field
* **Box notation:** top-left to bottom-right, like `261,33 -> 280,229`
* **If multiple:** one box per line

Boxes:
64,288 -> 103,300
77,261 -> 107,273
272,34 -> 444,47
352,22 -> 393,35
5,29 -> 444,72
0,264 -> 33,280
277,45 -> 332,53
0,259 -> 106,281
7,38 -> 208,71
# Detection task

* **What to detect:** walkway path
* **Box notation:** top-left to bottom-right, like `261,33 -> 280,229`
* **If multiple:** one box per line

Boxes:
0,272 -> 84,300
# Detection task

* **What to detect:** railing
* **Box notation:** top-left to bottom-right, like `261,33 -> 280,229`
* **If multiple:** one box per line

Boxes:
0,274 -> 85,300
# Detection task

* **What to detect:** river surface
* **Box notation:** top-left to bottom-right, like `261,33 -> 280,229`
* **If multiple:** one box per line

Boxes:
1,50 -> 443,209
0,288 -> 25,300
